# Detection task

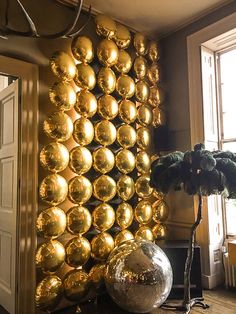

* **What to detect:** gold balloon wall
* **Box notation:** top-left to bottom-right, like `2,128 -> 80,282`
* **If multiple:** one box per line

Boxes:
36,14 -> 169,312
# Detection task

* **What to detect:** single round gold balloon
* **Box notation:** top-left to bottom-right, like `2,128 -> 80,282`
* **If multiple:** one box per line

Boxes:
95,14 -> 116,38
135,174 -> 153,198
137,127 -> 151,150
93,147 -> 115,174
35,275 -> 63,311
73,117 -> 94,146
49,81 -> 76,111
119,99 -> 137,124
153,108 -> 167,127
75,90 -> 97,117
91,232 -> 114,261
69,146 -> 93,175
115,23 -> 131,49
40,142 -> 69,173
115,149 -> 135,174
97,39 -> 119,67
71,36 -> 94,64
67,205 -> 92,235
135,80 -> 150,103
64,269 -> 89,301
37,207 -> 66,239
35,240 -> 65,274
114,229 -> 134,246
39,174 -> 68,206
116,202 -> 133,229
74,63 -> 96,90
152,200 -> 169,223
135,226 -> 154,241
50,51 -> 76,81
93,175 -> 116,202
134,56 -> 147,79
43,111 -> 73,142
117,124 -> 136,148
148,41 -> 160,63
89,263 -> 106,288
92,203 -> 115,232
97,67 -> 116,94
134,33 -> 148,56
114,50 -> 132,74
135,200 -> 153,225
116,74 -> 135,99
136,151 -> 151,174
137,104 -> 153,126
147,63 -> 160,85
117,175 -> 135,201
94,120 -> 116,146
68,175 -> 92,204
152,223 -> 167,240
97,95 -> 118,120
65,236 -> 91,267
148,85 -> 163,107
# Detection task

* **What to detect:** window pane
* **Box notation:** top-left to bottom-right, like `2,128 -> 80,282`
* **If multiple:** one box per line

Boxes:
225,199 -> 236,235
222,141 -> 236,152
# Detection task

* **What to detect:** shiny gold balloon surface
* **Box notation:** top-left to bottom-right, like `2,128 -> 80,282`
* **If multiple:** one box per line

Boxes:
136,151 -> 151,174
64,269 -> 89,301
115,23 -> 131,49
135,226 -> 154,241
116,202 -> 133,229
135,80 -> 150,103
148,41 -> 160,62
153,108 -> 167,126
152,200 -> 169,223
114,229 -> 134,246
74,63 -> 96,90
71,36 -> 94,63
97,95 -> 118,120
135,174 -> 153,198
117,175 -> 135,201
67,205 -> 92,235
97,67 -> 116,94
93,147 -> 115,174
50,51 -> 76,81
68,175 -> 92,204
92,203 -> 115,232
65,236 -> 91,267
152,223 -> 167,240
119,99 -> 137,124
114,50 -> 132,74
117,124 -> 136,148
137,127 -> 151,150
138,104 -> 153,126
75,90 -> 97,117
116,74 -> 135,99
97,39 -> 118,67
73,117 -> 94,146
37,207 -> 66,239
148,85 -> 163,107
91,232 -> 114,261
39,174 -> 68,205
40,142 -> 69,173
147,63 -> 160,85
94,120 -> 116,146
135,200 -> 153,225
93,175 -> 116,202
43,111 -> 73,142
134,56 -> 147,79
35,275 -> 63,310
69,146 -> 93,175
49,81 -> 76,111
134,33 -> 147,56
153,189 -> 164,200
36,240 -> 65,274
89,263 -> 106,287
95,14 -> 116,38
115,149 -> 135,174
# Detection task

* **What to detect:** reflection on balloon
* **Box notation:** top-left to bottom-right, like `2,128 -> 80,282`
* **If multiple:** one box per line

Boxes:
137,126 -> 151,150
114,49 -> 132,74
67,205 -> 92,235
137,104 -> 153,126
98,95 -> 118,120
93,175 -> 116,202
93,147 -> 115,174
68,175 -> 93,204
95,14 -> 116,38
75,90 -> 97,117
135,174 -> 153,198
152,223 -> 167,240
89,263 -> 106,289
114,229 -> 134,246
148,85 -> 163,107
73,117 -> 94,146
117,175 -> 135,201
65,236 -> 91,267
134,33 -> 147,56
135,200 -> 153,225
115,23 -> 131,49
50,51 -> 76,81
119,99 -> 137,124
153,108 -> 167,126
116,74 -> 135,99
134,56 -> 147,79
69,146 -> 93,175
49,81 -> 76,111
135,80 -> 150,103
91,232 -> 114,261
148,41 -> 160,62
74,63 -> 96,90
115,149 -> 135,174
153,200 -> 169,222
97,67 -> 116,94
40,142 -> 69,173
97,39 -> 118,67
64,269 -> 89,301
136,151 -> 151,174
92,203 -> 115,232
94,120 -> 117,146
117,124 -> 136,148
135,226 -> 154,241
71,36 -> 94,64
147,63 -> 160,85
116,202 -> 134,229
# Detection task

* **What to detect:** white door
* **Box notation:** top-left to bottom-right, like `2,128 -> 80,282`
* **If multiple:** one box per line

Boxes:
0,80 -> 19,313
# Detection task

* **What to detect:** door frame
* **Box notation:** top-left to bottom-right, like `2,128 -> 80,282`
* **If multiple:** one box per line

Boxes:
0,55 -> 38,314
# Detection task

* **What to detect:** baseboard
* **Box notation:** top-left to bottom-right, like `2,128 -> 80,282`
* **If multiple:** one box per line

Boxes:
202,272 -> 224,289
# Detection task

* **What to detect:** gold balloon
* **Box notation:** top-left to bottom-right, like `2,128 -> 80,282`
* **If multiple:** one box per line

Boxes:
135,226 -> 154,241
117,124 -> 136,148
91,232 -> 114,261
135,174 -> 153,198
152,223 -> 167,240
97,39 -> 118,67
39,174 -> 68,206
116,74 -> 135,99
114,229 -> 134,246
134,33 -> 147,56
64,269 -> 89,301
97,95 -> 118,120
135,80 -> 150,103
115,149 -> 135,174
75,90 -> 97,117
117,175 -> 135,201
136,151 -> 151,174
37,207 -> 66,239
93,175 -> 116,202
68,175 -> 92,204
69,146 -> 93,175
137,104 -> 153,126
116,202 -> 133,229
97,67 -> 116,94
115,23 -> 131,49
89,263 -> 106,288
49,81 -> 76,111
74,63 -> 96,90
40,142 -> 69,173
73,117 -> 94,146
50,51 -> 76,81
92,203 -> 115,232
65,236 -> 91,267
137,126 -> 151,150
134,56 -> 147,79
134,200 -> 153,225
152,200 -> 169,223
148,41 -> 160,63
93,147 -> 115,174
35,240 -> 65,274
35,275 -> 63,310
153,107 -> 167,126
147,63 -> 160,85
95,14 -> 116,38
94,120 -> 116,146
119,99 -> 137,124
71,36 -> 94,63
114,50 -> 132,74
153,189 -> 164,200
148,85 -> 163,107
67,205 -> 92,235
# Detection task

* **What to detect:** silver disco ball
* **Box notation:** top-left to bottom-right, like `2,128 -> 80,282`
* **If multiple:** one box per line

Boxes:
104,240 -> 173,313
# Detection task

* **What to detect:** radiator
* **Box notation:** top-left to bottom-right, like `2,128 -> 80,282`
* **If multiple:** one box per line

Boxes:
223,252 -> 236,288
